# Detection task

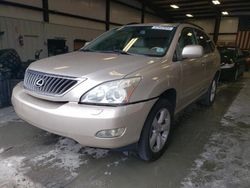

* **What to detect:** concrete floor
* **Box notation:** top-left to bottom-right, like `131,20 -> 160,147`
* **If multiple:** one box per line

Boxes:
0,73 -> 250,188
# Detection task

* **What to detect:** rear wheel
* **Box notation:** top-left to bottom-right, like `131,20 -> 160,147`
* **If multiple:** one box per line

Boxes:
200,78 -> 217,106
233,67 -> 239,81
138,99 -> 173,161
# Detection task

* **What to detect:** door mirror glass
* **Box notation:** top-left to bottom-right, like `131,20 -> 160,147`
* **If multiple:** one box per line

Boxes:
182,45 -> 204,59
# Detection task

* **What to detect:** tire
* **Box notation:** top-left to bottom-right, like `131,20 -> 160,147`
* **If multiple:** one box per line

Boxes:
233,67 -> 239,81
138,99 -> 173,161
0,49 -> 21,78
200,78 -> 217,106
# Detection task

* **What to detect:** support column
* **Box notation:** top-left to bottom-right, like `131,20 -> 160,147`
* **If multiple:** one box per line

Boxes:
213,13 -> 221,44
106,0 -> 110,31
42,0 -> 49,22
141,2 -> 145,23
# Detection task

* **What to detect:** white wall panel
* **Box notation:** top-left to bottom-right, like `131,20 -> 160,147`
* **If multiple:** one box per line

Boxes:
0,17 -> 45,61
219,17 -> 239,33
50,14 -> 105,31
49,0 -> 106,21
5,0 -> 42,7
0,17 -> 105,61
144,13 -> 165,23
218,35 -> 237,45
45,23 -> 104,52
110,2 -> 141,24
188,19 -> 215,33
0,0 -> 170,61
0,5 -> 43,22
218,17 -> 238,45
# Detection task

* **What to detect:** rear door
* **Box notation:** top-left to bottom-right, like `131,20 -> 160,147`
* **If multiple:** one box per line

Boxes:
194,29 -> 216,88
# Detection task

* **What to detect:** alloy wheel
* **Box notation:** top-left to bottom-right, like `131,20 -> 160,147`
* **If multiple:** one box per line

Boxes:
210,80 -> 216,102
149,108 -> 171,153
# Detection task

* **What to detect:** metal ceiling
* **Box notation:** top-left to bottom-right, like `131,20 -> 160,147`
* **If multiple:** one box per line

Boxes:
139,0 -> 250,20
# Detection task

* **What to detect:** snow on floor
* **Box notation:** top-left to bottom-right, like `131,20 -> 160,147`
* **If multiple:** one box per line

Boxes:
0,104 -> 129,187
31,138 -> 86,178
31,137 -> 109,178
181,80 -> 250,188
0,136 -> 111,187
223,82 -> 250,125
0,107 -> 23,126
0,156 -> 43,188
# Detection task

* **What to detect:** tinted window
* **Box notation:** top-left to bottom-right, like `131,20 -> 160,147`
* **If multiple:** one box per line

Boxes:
173,28 -> 196,61
195,29 -> 214,54
179,28 -> 196,52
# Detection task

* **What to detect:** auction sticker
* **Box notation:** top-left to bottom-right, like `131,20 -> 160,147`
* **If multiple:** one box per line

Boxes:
152,26 -> 174,31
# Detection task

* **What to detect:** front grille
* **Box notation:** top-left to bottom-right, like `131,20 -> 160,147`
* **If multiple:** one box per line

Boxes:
24,69 -> 78,96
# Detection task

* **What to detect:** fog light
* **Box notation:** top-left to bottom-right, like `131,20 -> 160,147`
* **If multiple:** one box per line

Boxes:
96,128 -> 126,138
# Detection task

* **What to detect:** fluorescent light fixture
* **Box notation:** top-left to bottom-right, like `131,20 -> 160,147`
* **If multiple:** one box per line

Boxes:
222,11 -> 229,15
170,4 -> 179,9
212,0 -> 220,5
186,14 -> 194,18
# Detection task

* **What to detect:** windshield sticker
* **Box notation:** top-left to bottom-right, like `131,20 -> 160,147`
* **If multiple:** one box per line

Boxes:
152,26 -> 174,31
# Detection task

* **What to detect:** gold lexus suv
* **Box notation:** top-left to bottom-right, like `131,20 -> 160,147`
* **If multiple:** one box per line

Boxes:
12,23 -> 220,161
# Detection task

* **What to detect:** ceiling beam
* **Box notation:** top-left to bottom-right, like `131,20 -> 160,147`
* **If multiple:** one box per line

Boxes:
137,0 -> 174,21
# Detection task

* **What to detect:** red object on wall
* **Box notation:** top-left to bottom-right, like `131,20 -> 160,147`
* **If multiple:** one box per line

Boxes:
236,17 -> 250,50
236,31 -> 250,50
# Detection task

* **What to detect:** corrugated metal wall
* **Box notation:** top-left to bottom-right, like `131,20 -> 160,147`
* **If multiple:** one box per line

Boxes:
189,17 -> 239,45
0,0 -> 164,61
0,17 -> 45,61
0,17 -> 105,61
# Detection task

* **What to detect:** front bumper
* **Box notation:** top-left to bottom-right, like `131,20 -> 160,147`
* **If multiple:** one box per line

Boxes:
12,83 -> 156,148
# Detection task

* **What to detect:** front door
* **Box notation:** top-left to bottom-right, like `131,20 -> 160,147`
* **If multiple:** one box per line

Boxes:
176,27 -> 206,109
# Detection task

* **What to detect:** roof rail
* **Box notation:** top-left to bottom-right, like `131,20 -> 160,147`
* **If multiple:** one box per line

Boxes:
178,22 -> 204,30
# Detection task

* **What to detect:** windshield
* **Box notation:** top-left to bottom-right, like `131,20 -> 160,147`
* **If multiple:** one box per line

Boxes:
82,25 -> 176,57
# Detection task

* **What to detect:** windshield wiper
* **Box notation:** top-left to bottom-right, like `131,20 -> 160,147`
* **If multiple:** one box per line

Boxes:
80,49 -> 132,55
113,49 -> 131,55
101,50 -> 132,55
80,49 -> 95,52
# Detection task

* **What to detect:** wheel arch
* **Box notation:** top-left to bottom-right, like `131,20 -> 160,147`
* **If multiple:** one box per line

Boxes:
214,70 -> 221,83
159,88 -> 177,113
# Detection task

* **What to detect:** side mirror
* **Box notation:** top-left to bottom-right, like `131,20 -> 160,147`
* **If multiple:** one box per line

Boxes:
182,45 -> 204,59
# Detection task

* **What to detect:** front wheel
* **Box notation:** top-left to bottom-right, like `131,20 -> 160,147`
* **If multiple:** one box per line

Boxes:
137,99 -> 173,161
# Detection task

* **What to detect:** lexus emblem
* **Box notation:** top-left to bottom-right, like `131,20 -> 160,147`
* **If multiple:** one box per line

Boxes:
35,78 -> 45,87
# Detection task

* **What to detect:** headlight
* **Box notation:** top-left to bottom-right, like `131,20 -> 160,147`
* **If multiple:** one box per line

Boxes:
80,77 -> 141,105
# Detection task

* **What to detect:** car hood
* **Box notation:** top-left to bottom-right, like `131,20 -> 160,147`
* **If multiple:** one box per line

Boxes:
29,51 -> 160,81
